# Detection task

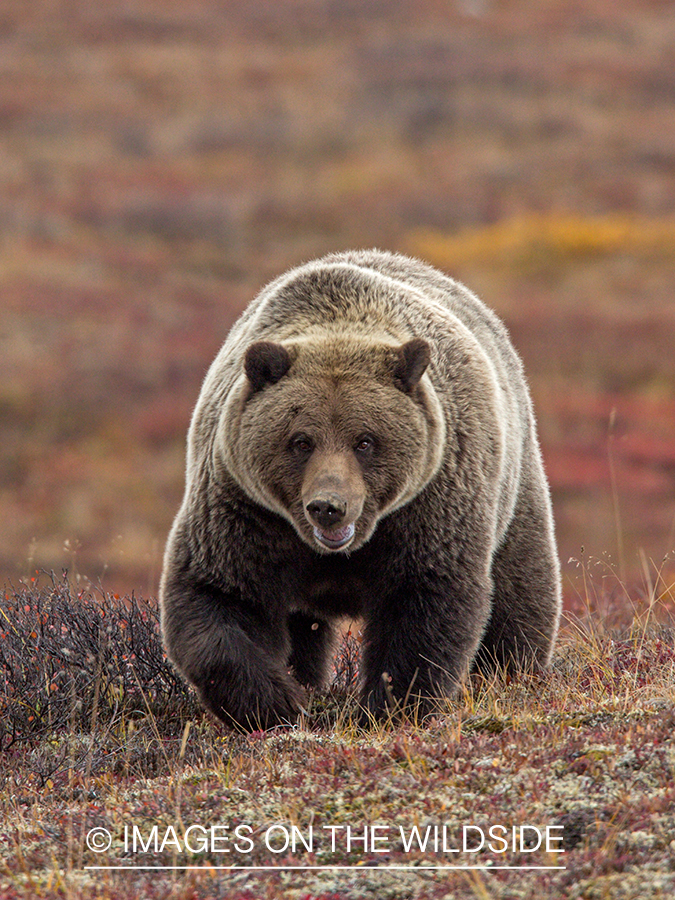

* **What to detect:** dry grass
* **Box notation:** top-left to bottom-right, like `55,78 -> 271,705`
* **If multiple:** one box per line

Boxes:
0,574 -> 673,899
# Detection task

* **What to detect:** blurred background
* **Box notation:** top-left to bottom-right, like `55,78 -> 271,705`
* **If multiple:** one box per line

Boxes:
1,0 -> 674,611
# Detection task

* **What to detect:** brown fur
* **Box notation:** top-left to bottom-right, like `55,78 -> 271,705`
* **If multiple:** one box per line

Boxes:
160,250 -> 561,729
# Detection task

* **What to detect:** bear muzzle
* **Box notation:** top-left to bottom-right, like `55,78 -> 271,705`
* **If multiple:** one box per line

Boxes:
301,450 -> 366,552
306,494 -> 346,529
305,494 -> 356,550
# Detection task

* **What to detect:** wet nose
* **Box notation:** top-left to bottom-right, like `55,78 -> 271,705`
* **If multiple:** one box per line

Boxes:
305,495 -> 347,529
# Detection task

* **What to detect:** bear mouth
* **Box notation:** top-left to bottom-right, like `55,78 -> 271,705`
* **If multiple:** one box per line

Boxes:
312,522 -> 356,551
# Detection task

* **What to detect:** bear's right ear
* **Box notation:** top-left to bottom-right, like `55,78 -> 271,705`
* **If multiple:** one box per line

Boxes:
244,341 -> 292,393
393,338 -> 431,393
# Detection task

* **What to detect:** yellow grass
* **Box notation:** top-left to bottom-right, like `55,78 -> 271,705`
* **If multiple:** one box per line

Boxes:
409,214 -> 675,271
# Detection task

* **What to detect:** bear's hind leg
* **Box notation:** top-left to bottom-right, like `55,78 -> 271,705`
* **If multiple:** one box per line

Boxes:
475,474 -> 561,674
287,612 -> 336,689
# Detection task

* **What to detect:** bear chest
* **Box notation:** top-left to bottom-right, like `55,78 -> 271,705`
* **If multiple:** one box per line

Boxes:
279,551 -> 378,618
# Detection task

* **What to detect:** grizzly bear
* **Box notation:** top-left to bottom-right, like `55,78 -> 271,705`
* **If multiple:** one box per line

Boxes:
160,250 -> 561,729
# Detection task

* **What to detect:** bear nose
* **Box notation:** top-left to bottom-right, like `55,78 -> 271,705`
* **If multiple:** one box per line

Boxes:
305,495 -> 347,529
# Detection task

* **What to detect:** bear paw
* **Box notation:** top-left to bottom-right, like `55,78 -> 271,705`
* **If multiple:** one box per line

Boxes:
198,668 -> 307,733
358,672 -> 443,728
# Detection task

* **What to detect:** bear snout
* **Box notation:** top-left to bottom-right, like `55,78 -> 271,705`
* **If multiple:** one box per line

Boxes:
305,494 -> 347,529
305,493 -> 356,550
305,493 -> 357,550
300,451 -> 366,551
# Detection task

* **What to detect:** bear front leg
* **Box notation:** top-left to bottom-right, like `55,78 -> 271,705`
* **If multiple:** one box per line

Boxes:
359,572 -> 492,724
161,577 -> 305,731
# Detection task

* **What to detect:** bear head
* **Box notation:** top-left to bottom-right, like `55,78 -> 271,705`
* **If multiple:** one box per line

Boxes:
219,334 -> 446,554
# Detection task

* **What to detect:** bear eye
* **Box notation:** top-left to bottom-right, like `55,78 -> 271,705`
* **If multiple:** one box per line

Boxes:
354,435 -> 375,454
290,434 -> 313,455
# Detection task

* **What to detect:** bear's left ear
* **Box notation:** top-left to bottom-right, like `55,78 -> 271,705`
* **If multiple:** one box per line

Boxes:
244,341 -> 292,393
393,338 -> 431,393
